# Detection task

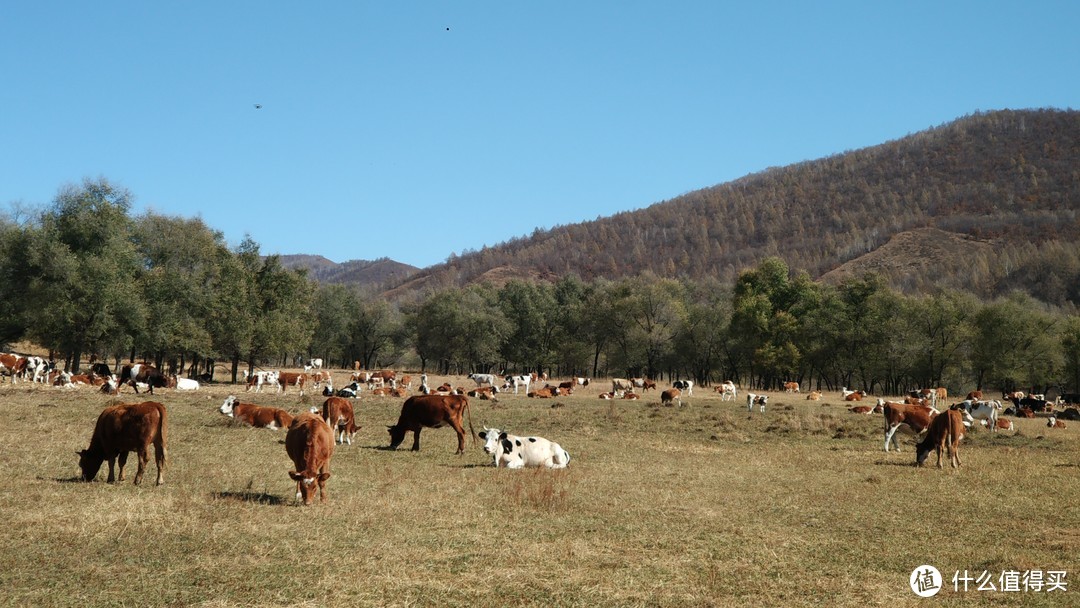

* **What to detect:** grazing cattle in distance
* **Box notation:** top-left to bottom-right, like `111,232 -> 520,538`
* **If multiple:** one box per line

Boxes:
747,392 -> 768,413
0,353 -> 28,383
528,386 -> 558,398
90,362 -> 112,378
935,388 -> 948,407
219,395 -> 294,430
783,381 -> 800,393
661,388 -> 681,407
285,413 -> 333,505
468,373 -> 498,387
916,408 -> 966,468
277,372 -> 309,396
806,390 -> 822,401
844,390 -> 867,402
505,374 -> 531,395
1004,390 -> 1026,401
387,394 -> 474,454
672,380 -> 694,395
962,399 -> 1002,431
557,380 -> 575,392
1047,417 -> 1068,429
966,390 -> 983,401
574,377 -> 590,387
478,427 -> 570,469
308,371 -> 332,389
78,401 -> 167,486
306,358 -> 323,370
883,401 -> 939,452
312,396 -> 359,445
1008,395 -> 1051,413
611,378 -> 633,397
246,370 -> 278,393
118,364 -> 169,395
715,381 -> 737,402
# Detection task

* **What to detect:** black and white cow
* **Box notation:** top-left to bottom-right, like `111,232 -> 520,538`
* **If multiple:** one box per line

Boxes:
673,380 -> 694,396
504,374 -> 531,395
478,427 -> 570,469
747,392 -> 768,413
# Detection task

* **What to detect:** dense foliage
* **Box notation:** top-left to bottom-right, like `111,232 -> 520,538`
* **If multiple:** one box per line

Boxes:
396,109 -> 1080,305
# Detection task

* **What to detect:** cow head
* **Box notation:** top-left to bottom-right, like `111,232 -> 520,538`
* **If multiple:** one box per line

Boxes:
387,425 -> 406,449
77,449 -> 104,482
478,427 -> 505,455
288,470 -> 330,505
219,395 -> 238,417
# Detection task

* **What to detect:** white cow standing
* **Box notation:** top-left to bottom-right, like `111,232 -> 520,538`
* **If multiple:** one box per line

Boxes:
505,374 -> 531,395
468,373 -> 498,387
478,427 -> 570,469
720,381 -> 737,402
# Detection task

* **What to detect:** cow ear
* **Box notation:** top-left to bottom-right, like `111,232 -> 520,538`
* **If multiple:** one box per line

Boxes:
318,472 -> 331,481
288,471 -> 303,481
478,431 -> 487,439
498,432 -> 508,440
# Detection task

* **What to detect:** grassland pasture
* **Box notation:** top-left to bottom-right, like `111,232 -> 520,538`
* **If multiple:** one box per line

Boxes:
1,372 -> 1077,607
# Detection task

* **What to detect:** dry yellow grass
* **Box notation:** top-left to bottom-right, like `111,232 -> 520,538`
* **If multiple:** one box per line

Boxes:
0,374 -> 1077,607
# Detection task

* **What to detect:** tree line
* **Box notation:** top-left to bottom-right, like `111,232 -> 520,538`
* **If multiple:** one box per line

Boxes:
4,178 -> 1080,396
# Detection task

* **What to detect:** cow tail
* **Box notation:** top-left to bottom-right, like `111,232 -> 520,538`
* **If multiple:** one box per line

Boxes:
465,398 -> 477,446
157,403 -> 169,466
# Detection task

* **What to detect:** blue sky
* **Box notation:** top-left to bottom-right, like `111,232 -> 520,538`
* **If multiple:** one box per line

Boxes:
2,2 -> 1077,269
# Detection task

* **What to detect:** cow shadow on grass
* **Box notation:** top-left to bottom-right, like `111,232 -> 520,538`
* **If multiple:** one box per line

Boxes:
51,476 -> 87,483
874,459 -> 919,467
211,490 -> 286,506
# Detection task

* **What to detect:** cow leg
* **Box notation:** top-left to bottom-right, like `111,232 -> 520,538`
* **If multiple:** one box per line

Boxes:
411,430 -> 421,451
451,422 -> 466,455
154,441 -> 166,485
883,424 -> 900,452
107,457 -> 117,483
133,448 -> 149,485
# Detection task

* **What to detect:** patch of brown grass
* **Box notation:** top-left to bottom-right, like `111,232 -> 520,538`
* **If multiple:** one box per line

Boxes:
0,378 -> 1077,606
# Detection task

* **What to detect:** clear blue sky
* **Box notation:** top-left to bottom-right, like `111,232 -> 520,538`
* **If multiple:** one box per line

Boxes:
3,2 -> 1077,269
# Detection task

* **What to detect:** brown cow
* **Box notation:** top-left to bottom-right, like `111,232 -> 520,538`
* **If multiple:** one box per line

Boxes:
277,372 -> 309,396
883,401 -> 938,452
783,381 -> 800,393
661,388 -> 681,406
916,408 -> 965,468
387,394 -> 474,454
78,401 -> 167,485
966,390 -> 983,401
285,413 -> 333,505
313,396 -> 359,445
0,353 -> 28,383
1047,417 -> 1068,429
219,395 -> 293,430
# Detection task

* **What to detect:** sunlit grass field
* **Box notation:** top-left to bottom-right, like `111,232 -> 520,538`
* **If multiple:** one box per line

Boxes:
1,372 -> 1077,607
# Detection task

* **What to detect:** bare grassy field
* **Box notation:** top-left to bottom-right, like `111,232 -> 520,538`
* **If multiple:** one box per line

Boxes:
1,373 -> 1077,607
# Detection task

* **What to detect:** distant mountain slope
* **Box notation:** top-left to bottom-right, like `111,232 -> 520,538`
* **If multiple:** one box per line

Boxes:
383,108 -> 1080,302
279,255 -> 419,289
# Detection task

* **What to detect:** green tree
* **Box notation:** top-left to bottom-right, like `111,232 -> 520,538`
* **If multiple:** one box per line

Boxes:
24,179 -> 145,371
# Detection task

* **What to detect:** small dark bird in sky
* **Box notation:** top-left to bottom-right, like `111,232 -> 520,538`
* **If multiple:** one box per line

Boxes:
446,27 -> 450,31
254,104 -> 262,109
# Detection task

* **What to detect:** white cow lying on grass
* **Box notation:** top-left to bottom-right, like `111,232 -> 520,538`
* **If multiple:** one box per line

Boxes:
478,427 -> 570,469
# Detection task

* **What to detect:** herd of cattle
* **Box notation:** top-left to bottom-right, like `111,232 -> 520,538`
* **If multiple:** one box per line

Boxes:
2,354 -> 1076,503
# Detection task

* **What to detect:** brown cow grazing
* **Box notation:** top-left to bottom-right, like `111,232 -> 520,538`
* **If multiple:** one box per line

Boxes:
916,408 -> 966,468
285,413 -> 333,505
219,395 -> 293,430
783,381 -> 800,393
883,401 -> 938,452
0,353 -> 28,383
277,372 -> 309,396
661,388 -> 681,407
118,363 -> 169,394
387,394 -> 474,454
313,396 -> 359,445
78,402 -> 167,485
966,390 -> 983,401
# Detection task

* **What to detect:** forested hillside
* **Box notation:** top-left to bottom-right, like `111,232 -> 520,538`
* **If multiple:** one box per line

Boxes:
279,255 -> 418,291
387,109 -> 1080,306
